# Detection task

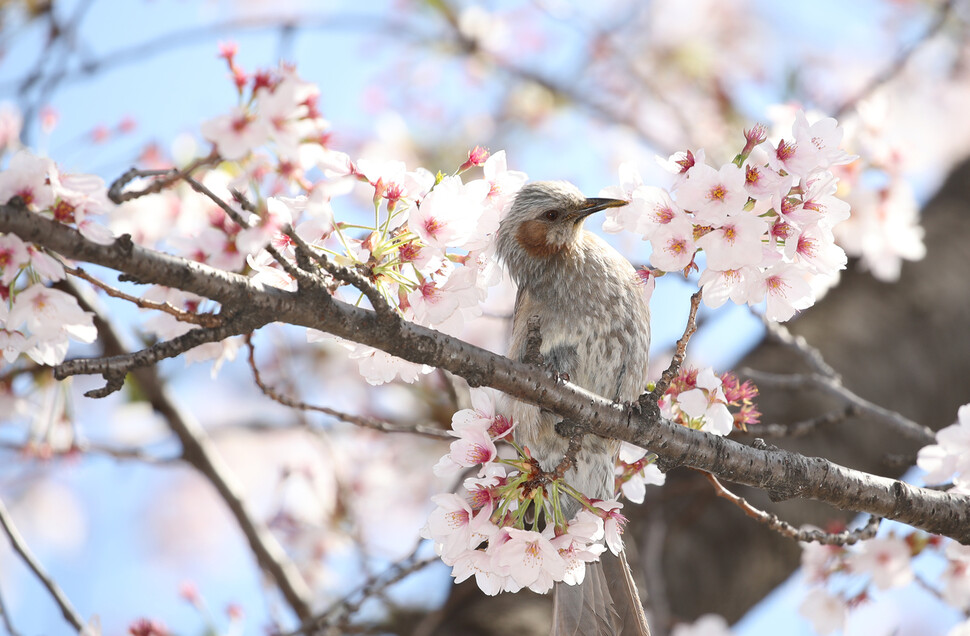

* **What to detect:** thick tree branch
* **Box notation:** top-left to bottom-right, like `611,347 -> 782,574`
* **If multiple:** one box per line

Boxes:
3,204 -> 969,543
0,498 -> 84,633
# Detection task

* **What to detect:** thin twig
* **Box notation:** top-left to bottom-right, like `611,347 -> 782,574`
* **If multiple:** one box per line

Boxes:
54,313 -> 267,397
740,368 -> 935,446
641,290 -> 702,410
760,318 -> 838,379
702,472 -> 882,545
246,336 -> 450,440
0,578 -> 20,636
58,279 -> 314,621
107,153 -> 220,203
832,0 -> 957,119
0,440 -> 176,465
297,541 -> 438,634
0,498 -> 84,632
64,265 -> 223,328
282,223 -> 396,318
735,405 -> 859,439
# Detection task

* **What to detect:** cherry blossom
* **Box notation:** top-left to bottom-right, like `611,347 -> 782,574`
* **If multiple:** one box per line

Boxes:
675,162 -> 747,225
799,587 -> 847,636
941,541 -> 970,610
917,403 -> 970,487
676,368 -> 735,436
493,528 -> 566,593
751,263 -> 813,322
695,213 -> 769,271
846,536 -> 914,590
0,150 -> 56,211
409,175 -> 490,251
200,106 -> 271,160
451,548 -> 506,595
0,233 -> 30,285
616,442 -> 666,504
592,500 -> 627,556
650,215 -> 697,272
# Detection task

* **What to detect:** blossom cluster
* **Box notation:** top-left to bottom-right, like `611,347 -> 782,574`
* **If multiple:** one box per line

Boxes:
798,530 -> 970,635
191,54 -> 529,384
657,367 -> 760,437
796,404 -> 970,635
602,111 -> 855,321
423,389 -> 632,595
0,151 -> 116,366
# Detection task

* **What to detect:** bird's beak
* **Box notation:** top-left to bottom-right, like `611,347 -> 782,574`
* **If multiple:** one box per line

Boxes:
568,197 -> 628,222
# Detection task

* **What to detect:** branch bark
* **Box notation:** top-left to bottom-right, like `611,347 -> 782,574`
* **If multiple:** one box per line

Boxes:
3,203 -> 969,543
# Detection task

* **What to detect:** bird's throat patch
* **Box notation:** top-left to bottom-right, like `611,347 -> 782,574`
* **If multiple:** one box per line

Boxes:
516,220 -> 563,258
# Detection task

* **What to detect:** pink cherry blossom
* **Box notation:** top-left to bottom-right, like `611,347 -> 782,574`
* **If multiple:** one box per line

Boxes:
677,368 -> 735,436
698,266 -> 760,309
592,500 -> 626,556
658,148 -> 706,188
409,175 -> 490,251
599,161 -> 643,203
675,162 -> 747,225
451,548 -> 507,595
346,343 -> 433,386
423,493 -> 497,565
743,147 -> 793,200
200,106 -> 271,160
695,214 -> 768,271
846,537 -> 914,590
7,284 -> 96,342
649,215 -> 696,272
751,263 -> 813,321
798,588 -> 846,636
0,234 -> 30,285
493,528 -> 566,593
941,541 -> 970,610
918,404 -> 970,485
0,150 -> 56,211
785,223 -> 847,278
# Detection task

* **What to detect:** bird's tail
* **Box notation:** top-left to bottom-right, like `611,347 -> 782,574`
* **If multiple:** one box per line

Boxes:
551,550 -> 651,636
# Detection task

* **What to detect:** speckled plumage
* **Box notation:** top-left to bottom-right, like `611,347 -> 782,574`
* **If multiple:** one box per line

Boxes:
497,181 -> 652,636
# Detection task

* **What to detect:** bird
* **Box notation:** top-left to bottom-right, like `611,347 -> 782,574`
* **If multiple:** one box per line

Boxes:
496,181 -> 652,636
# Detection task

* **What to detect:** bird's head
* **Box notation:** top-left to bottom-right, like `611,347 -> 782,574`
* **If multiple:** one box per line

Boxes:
496,180 -> 627,282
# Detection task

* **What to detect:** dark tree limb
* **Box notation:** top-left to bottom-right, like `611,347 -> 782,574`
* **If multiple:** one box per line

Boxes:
2,204 -> 969,543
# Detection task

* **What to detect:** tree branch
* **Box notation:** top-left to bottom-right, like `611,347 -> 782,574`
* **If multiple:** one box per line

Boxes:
245,335 -> 450,440
59,278 -> 314,622
54,312 -> 267,398
0,498 -> 84,633
4,204 -> 969,543
702,471 -> 882,545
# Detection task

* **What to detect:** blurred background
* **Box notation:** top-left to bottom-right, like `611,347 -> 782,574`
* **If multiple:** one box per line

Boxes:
1,1 -> 969,634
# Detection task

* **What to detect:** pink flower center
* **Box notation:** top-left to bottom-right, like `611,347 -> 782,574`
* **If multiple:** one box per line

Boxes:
707,184 -> 727,202
654,206 -> 675,224
423,216 -> 442,238
765,275 -> 789,295
776,140 -> 796,162
666,238 -> 688,254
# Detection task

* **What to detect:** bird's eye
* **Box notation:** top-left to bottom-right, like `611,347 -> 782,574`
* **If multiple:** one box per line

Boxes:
543,209 -> 560,221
